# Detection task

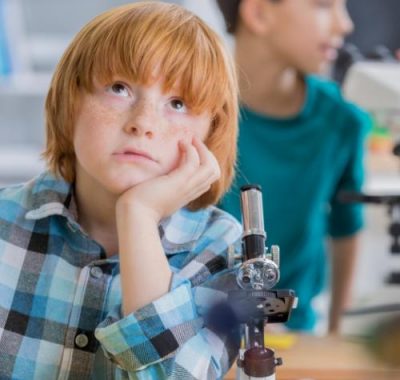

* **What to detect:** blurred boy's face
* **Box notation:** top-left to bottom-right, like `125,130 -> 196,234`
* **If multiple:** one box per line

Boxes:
73,77 -> 211,195
261,0 -> 353,73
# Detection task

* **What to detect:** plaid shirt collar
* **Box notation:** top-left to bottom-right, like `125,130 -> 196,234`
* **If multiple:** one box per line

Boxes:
23,171 -> 212,254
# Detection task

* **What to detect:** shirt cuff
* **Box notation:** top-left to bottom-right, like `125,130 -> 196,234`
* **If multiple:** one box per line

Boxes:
94,274 -> 202,371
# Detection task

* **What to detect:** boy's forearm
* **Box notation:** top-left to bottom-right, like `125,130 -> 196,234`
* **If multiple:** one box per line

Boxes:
116,203 -> 172,316
329,234 -> 360,334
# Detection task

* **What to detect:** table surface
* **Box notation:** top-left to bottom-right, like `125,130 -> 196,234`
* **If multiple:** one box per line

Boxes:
224,334 -> 400,380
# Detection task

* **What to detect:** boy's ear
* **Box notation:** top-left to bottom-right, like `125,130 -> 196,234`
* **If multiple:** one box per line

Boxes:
239,0 -> 274,36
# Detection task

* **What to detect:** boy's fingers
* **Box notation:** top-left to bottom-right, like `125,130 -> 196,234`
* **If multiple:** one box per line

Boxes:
192,137 -> 214,167
166,137 -> 220,204
176,140 -> 187,168
166,140 -> 198,185
192,137 -> 221,176
192,136 -> 207,164
185,137 -> 221,193
186,140 -> 201,167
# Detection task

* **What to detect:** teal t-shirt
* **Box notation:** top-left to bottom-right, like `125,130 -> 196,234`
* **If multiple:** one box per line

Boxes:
220,75 -> 370,331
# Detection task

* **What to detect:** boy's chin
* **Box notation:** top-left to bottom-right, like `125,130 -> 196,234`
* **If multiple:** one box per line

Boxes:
318,62 -> 333,75
105,176 -> 151,195
298,58 -> 332,76
313,58 -> 334,75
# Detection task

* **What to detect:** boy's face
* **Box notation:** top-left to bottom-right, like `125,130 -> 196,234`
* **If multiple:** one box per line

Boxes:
261,0 -> 353,73
73,77 -> 211,195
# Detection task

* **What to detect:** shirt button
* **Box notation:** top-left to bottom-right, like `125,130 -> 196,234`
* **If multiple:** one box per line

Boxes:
90,266 -> 103,279
75,333 -> 89,348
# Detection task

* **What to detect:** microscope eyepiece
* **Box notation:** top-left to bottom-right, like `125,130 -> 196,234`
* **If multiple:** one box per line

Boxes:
240,185 -> 266,260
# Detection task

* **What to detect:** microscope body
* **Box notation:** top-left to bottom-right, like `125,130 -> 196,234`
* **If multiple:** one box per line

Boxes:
232,185 -> 297,380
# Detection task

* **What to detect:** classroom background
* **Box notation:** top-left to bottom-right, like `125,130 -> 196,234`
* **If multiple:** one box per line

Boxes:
0,0 -> 399,335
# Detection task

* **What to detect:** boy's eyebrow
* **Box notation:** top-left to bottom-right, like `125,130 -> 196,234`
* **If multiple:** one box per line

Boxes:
96,75 -> 136,88
103,75 -> 130,83
167,85 -> 184,95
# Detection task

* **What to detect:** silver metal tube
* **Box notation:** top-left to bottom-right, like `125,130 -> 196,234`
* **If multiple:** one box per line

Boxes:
240,186 -> 266,239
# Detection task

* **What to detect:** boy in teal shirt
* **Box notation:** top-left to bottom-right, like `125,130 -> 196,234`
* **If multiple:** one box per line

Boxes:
217,0 -> 370,332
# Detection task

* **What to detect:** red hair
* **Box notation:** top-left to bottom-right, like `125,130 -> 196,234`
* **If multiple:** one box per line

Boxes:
43,2 -> 238,209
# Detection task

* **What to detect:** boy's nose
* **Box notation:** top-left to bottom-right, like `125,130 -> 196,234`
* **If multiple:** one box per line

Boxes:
333,6 -> 354,37
124,101 -> 158,139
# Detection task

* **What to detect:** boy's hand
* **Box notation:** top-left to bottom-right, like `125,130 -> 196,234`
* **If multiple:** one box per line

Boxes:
116,137 -> 221,223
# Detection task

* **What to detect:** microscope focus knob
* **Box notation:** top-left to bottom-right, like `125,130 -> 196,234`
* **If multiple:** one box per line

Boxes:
237,258 -> 280,290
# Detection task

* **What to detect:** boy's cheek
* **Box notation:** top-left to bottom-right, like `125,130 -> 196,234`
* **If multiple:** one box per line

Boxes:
163,123 -> 192,141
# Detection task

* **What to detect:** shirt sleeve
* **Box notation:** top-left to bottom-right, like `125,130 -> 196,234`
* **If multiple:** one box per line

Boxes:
94,212 -> 242,380
328,106 -> 371,238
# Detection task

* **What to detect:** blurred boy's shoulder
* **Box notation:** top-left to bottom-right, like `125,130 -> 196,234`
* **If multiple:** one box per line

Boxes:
307,74 -> 371,131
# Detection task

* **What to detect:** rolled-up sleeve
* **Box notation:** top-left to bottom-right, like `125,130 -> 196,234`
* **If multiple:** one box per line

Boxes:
95,277 -> 202,369
95,211 -> 242,379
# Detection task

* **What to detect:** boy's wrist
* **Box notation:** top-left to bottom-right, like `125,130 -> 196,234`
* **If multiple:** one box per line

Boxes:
116,198 -> 161,225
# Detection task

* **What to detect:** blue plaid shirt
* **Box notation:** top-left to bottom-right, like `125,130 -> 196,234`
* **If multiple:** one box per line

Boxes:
0,171 -> 242,379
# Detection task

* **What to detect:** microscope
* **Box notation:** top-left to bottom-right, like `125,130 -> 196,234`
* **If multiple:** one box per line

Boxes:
229,185 -> 297,380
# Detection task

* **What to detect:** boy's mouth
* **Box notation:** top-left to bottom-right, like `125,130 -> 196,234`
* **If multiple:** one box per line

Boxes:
113,148 -> 156,162
320,44 -> 340,61
320,40 -> 343,62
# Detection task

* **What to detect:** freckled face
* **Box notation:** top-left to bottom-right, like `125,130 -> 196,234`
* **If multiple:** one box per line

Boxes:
73,77 -> 212,194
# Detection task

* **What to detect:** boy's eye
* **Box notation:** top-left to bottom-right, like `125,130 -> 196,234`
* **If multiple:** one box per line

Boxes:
170,98 -> 187,113
107,82 -> 130,97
